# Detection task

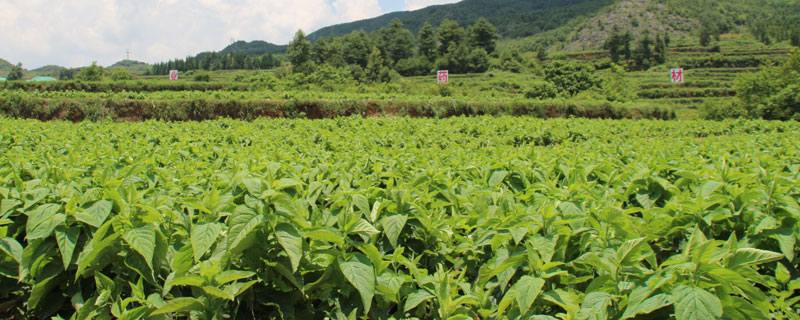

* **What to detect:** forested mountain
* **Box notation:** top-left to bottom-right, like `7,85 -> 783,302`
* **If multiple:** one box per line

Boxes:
221,41 -> 286,55
309,0 -> 614,40
28,65 -> 67,78
310,0 -> 800,50
0,59 -> 13,75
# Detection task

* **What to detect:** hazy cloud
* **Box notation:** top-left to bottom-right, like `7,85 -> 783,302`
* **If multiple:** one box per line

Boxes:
0,0 -> 383,68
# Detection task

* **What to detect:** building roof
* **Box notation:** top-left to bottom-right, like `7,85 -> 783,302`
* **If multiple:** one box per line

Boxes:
28,76 -> 57,82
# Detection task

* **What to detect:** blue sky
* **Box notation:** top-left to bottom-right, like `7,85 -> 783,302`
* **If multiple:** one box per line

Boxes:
0,0 -> 459,69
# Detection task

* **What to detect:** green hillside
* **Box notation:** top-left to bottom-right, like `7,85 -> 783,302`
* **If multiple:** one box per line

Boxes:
309,0 -> 615,40
28,65 -> 66,78
310,0 -> 800,51
0,58 -> 13,75
109,60 -> 151,75
220,40 -> 286,54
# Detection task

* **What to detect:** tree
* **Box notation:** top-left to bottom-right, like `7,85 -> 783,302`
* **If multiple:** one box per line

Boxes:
109,68 -> 133,81
287,30 -> 313,73
497,49 -> 526,73
633,33 -> 654,69
654,34 -> 668,65
603,64 -> 636,102
341,31 -> 373,68
437,19 -> 465,56
77,62 -> 104,81
418,22 -> 438,62
536,46 -> 548,61
700,27 -> 712,47
467,48 -> 490,73
396,56 -> 432,76
312,38 -> 345,67
468,17 -> 499,54
792,32 -> 800,47
543,61 -> 600,96
437,44 -> 489,74
365,47 -> 391,83
377,19 -> 415,65
7,63 -> 23,81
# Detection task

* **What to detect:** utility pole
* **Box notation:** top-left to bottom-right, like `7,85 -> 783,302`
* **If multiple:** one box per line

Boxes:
126,49 -> 131,61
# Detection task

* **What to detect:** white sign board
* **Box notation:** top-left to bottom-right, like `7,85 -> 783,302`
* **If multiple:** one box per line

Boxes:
437,70 -> 449,85
670,68 -> 684,84
169,70 -> 179,81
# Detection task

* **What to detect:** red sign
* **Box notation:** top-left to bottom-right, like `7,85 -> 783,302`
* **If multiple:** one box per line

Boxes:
670,68 -> 684,84
169,70 -> 179,81
437,70 -> 449,84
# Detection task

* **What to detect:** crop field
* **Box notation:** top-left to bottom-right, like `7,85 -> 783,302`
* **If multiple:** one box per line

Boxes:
0,117 -> 798,319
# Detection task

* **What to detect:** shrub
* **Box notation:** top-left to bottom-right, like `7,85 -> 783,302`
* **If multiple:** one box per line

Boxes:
76,62 -> 104,81
109,68 -> 133,81
722,49 -> 800,120
395,56 -> 432,76
193,73 -> 211,82
525,81 -> 558,100
543,61 -> 600,96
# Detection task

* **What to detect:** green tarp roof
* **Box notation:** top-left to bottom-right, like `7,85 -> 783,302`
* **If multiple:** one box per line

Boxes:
28,76 -> 57,82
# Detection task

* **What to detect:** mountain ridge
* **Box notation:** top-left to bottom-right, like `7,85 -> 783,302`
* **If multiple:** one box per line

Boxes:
309,0 -> 614,40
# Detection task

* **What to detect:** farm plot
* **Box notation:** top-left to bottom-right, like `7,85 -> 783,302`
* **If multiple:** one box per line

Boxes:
0,117 -> 798,319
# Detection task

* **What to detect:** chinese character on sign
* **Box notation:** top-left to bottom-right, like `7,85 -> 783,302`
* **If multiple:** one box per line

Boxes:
169,70 -> 179,81
670,68 -> 684,84
437,70 -> 449,85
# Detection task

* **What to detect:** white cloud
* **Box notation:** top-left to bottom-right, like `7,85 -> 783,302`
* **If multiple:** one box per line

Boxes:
404,0 -> 458,11
0,0 -> 382,68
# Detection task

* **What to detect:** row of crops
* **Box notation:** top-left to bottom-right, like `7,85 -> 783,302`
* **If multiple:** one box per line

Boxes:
0,117 -> 798,319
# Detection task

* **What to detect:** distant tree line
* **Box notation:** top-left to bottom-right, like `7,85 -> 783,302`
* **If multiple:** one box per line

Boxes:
149,52 -> 280,75
604,29 -> 669,70
288,17 -> 499,82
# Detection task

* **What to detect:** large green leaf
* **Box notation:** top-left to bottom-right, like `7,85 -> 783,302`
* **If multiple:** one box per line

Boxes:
73,200 -> 113,228
577,292 -> 612,320
191,222 -> 224,262
226,206 -> 265,255
123,225 -> 156,269
275,223 -> 303,272
76,220 -> 120,279
0,237 -> 23,263
151,297 -> 205,315
404,289 -> 434,312
380,214 -> 407,248
672,285 -> 723,320
26,204 -> 64,240
727,248 -> 783,269
622,292 -> 672,319
339,255 -> 375,314
513,276 -> 545,315
54,226 -> 79,268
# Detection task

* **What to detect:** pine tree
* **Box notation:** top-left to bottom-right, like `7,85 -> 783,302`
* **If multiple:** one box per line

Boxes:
654,34 -> 668,65
418,22 -> 438,62
377,19 -> 415,65
468,18 -> 499,54
437,19 -> 465,56
365,47 -> 388,83
287,30 -> 313,73
634,33 -> 654,69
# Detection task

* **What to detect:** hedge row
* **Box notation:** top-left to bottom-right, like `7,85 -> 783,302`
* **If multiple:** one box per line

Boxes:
0,81 -> 251,93
638,88 -> 737,99
677,55 -> 780,69
0,95 -> 676,121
